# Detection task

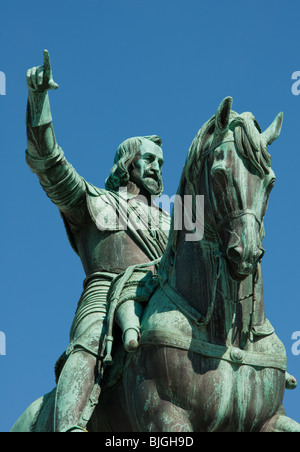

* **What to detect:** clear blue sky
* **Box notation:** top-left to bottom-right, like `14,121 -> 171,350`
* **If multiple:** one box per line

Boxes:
1,0 -> 300,432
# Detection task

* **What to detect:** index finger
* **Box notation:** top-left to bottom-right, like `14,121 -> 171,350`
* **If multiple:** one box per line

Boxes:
43,49 -> 52,76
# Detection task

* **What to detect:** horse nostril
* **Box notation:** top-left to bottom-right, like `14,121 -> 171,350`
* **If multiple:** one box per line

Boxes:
258,248 -> 265,261
227,246 -> 264,267
252,247 -> 265,263
227,246 -> 243,263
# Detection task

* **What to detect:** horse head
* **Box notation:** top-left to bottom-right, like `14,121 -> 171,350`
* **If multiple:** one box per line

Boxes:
180,97 -> 283,282
204,97 -> 282,280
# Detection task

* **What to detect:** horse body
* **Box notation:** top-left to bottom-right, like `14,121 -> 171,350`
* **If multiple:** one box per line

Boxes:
11,98 -> 300,432
123,269 -> 287,432
118,97 -> 299,432
124,347 -> 285,432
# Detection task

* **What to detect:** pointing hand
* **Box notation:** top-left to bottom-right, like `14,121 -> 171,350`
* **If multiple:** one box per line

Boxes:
26,50 -> 59,92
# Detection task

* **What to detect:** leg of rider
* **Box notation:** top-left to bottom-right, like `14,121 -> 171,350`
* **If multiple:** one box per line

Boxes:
54,275 -> 112,432
54,349 -> 97,432
54,310 -> 104,433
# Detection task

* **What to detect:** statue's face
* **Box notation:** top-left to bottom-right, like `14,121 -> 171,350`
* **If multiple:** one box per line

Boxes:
130,140 -> 164,196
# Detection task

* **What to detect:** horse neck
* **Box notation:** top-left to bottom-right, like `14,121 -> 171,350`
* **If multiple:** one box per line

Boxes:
171,232 -> 267,347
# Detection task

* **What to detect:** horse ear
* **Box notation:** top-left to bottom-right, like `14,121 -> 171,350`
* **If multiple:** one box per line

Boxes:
262,112 -> 283,146
215,97 -> 233,133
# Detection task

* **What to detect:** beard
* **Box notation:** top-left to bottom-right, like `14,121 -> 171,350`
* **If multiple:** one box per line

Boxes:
142,176 -> 163,196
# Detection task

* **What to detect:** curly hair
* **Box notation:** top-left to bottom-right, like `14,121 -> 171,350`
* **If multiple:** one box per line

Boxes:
105,135 -> 162,191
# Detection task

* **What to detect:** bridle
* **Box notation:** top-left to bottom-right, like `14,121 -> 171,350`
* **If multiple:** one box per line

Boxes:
215,209 -> 263,234
204,139 -> 264,246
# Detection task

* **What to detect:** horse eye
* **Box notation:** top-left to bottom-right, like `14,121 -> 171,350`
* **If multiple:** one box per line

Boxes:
211,167 -> 228,185
267,178 -> 276,192
211,166 -> 227,178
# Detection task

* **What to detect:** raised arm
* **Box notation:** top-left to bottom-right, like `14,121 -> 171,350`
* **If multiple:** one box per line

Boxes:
26,49 -> 59,155
26,50 -> 87,220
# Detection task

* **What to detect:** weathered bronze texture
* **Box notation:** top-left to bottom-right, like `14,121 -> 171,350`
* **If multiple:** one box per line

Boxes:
11,53 -> 299,432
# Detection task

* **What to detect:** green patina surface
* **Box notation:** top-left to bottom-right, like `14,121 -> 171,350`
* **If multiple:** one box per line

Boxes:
11,51 -> 299,433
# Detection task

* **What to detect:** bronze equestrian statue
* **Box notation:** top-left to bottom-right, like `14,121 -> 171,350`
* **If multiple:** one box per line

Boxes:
11,52 -> 299,432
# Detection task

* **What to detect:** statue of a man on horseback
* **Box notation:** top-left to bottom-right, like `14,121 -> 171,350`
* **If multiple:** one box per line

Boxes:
12,51 -> 300,433
24,50 -> 170,432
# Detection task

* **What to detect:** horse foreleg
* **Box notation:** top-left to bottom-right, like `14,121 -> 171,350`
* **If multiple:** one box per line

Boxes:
260,406 -> 300,432
124,347 -> 193,432
126,378 -> 193,432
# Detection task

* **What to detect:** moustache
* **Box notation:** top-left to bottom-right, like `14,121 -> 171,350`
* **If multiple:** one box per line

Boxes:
145,172 -> 161,182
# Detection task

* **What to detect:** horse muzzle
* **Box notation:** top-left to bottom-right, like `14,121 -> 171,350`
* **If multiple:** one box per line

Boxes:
226,244 -> 265,281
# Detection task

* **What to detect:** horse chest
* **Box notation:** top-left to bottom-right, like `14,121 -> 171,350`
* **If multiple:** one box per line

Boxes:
150,347 -> 284,432
182,357 -> 284,432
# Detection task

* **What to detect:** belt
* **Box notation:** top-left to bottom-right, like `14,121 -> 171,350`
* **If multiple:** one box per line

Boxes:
140,329 -> 287,371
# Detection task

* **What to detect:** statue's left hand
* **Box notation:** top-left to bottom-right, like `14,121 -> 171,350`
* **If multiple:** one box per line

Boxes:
26,49 -> 59,93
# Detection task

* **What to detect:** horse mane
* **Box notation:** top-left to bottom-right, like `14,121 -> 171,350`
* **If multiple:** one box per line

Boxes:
230,112 -> 272,176
158,110 -> 271,279
183,110 -> 271,191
